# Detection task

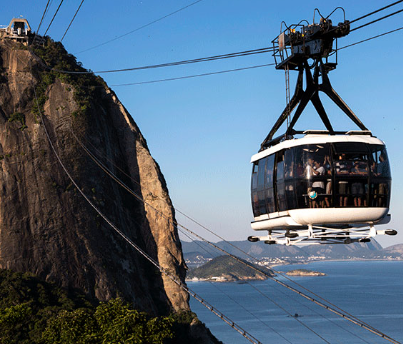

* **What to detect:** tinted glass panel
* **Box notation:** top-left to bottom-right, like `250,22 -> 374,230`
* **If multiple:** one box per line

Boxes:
266,188 -> 275,213
370,145 -> 391,178
251,191 -> 259,216
370,181 -> 391,208
251,163 -> 258,190
293,144 -> 331,208
276,154 -> 284,181
266,155 -> 275,188
257,158 -> 267,189
258,190 -> 266,214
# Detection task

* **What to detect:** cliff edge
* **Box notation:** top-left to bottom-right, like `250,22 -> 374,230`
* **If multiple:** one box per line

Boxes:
0,38 -> 189,316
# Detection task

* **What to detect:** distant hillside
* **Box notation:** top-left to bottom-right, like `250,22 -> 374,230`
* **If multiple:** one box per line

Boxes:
383,244 -> 403,255
187,256 -> 272,282
182,239 -> 402,266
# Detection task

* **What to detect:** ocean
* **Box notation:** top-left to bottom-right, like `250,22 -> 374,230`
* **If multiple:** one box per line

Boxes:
189,261 -> 403,344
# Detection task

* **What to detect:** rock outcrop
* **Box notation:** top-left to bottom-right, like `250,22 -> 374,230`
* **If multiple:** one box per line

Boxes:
0,38 -> 189,316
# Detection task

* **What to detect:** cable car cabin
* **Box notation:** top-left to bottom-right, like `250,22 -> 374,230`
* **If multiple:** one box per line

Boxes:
250,132 -> 393,245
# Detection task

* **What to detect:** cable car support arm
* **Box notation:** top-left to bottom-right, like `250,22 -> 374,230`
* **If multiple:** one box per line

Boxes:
260,16 -> 369,150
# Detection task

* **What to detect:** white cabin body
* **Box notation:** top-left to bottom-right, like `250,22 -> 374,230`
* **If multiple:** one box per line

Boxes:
250,132 -> 391,231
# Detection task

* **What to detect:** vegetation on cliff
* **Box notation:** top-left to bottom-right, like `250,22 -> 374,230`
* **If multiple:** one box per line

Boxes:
187,255 -> 272,281
31,37 -> 105,120
0,269 -> 216,344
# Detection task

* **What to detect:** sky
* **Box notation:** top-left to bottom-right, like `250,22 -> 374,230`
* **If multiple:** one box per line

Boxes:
2,0 -> 402,248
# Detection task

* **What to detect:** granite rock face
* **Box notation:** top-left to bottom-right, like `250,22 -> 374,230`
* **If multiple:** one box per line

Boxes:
0,39 -> 189,316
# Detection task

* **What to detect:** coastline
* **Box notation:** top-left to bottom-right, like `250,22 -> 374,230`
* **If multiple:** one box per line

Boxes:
269,257 -> 402,269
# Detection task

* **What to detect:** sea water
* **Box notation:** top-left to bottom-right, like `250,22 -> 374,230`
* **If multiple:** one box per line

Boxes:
189,261 -> 403,344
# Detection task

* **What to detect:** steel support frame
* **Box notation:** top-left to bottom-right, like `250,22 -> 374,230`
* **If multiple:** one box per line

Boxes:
260,58 -> 368,150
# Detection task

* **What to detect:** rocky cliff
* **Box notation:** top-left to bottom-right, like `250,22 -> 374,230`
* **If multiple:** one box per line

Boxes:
0,38 -> 189,316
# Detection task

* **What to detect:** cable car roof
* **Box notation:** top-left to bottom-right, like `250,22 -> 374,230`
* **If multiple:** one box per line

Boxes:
251,131 -> 385,163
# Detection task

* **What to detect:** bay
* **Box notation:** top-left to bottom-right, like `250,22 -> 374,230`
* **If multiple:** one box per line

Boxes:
189,260 -> 403,344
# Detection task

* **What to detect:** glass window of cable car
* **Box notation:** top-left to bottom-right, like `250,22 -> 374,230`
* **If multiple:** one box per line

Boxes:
251,162 -> 259,215
292,144 -> 331,209
251,157 -> 268,216
251,155 -> 275,217
266,155 -> 275,213
333,142 -> 370,207
276,151 -> 287,211
369,144 -> 391,208
284,148 -> 297,210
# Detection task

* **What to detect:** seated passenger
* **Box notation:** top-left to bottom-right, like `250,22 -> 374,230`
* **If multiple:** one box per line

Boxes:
312,160 -> 325,208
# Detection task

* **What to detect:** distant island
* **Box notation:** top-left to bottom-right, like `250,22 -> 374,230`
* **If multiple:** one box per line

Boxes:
186,255 -> 273,282
285,269 -> 326,277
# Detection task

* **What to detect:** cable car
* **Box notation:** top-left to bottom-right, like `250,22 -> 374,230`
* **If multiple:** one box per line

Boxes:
248,11 -> 396,245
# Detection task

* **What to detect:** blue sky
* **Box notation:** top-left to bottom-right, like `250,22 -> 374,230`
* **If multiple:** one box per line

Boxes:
2,0 -> 402,247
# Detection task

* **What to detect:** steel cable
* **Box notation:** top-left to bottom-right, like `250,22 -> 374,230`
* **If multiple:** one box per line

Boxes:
69,127 -> 398,343
60,0 -> 85,42
43,0 -> 65,36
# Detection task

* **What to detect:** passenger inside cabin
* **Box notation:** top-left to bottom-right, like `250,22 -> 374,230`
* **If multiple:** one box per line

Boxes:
324,155 -> 332,208
351,162 -> 367,207
335,154 -> 349,206
312,160 -> 325,208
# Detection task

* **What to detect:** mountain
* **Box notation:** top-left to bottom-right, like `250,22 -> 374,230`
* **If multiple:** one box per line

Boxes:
0,37 -> 187,317
383,244 -> 403,255
182,239 -> 402,265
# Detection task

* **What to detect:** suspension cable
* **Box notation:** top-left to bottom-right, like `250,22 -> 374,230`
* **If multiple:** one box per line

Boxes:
351,7 -> 403,32
60,0 -> 85,42
181,228 -> 373,344
350,0 -> 403,24
69,122 -> 335,343
69,124 -> 387,337
31,46 -> 275,75
110,63 -> 275,86
339,25 -> 403,50
180,230 -> 295,344
43,0 -> 65,36
36,0 -> 52,34
69,128 -> 399,344
67,108 -> 391,340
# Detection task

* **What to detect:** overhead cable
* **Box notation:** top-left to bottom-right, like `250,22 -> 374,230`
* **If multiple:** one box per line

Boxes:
37,0 -> 52,33
70,129 -> 399,344
67,128 -> 391,342
72,131 -> 331,344
350,0 -> 403,24
110,24 -> 403,86
31,46 -> 275,75
111,63 -> 275,86
43,0 -> 65,36
61,0 -> 85,42
339,25 -> 403,50
351,7 -> 403,32
95,47 -> 274,74
76,0 -> 205,54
